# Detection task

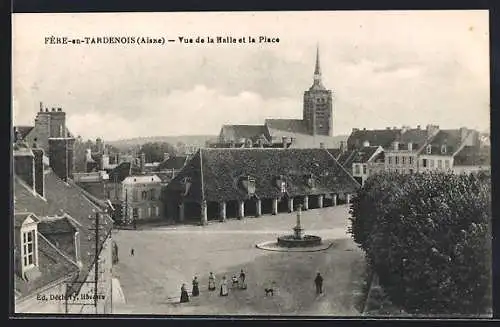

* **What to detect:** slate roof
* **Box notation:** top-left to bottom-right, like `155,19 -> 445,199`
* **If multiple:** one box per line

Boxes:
14,126 -> 35,140
349,146 -> 381,164
347,129 -> 401,149
219,125 -> 269,142
166,148 -> 360,203
14,170 -> 113,298
396,129 -> 430,151
453,146 -> 491,166
158,156 -> 189,170
14,233 -> 79,298
108,162 -> 141,183
423,130 -> 463,156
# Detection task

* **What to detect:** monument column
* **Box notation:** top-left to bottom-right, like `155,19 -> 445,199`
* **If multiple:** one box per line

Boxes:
201,200 -> 208,225
272,198 -> 278,215
238,200 -> 245,219
255,199 -> 262,217
219,201 -> 227,222
317,195 -> 324,208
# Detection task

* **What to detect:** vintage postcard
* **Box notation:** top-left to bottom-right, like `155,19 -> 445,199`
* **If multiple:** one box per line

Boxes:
11,10 -> 491,317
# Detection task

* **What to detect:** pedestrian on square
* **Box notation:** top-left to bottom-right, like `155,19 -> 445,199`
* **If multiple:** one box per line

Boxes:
208,272 -> 216,291
314,272 -> 323,295
192,276 -> 200,297
239,269 -> 247,290
180,283 -> 190,303
220,276 -> 229,296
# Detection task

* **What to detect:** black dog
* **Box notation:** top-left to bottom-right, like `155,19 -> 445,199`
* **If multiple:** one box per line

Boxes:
265,288 -> 274,296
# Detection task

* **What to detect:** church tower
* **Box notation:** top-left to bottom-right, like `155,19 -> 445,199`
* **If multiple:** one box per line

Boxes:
303,46 -> 333,136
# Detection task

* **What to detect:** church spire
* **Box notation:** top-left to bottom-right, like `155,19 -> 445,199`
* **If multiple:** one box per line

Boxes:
314,44 -> 321,76
312,44 -> 324,89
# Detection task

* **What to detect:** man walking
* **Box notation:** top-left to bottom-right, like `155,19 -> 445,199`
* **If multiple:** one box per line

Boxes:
314,272 -> 323,295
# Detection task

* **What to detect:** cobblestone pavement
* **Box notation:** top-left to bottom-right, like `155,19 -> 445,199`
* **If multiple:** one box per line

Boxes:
112,205 -> 367,315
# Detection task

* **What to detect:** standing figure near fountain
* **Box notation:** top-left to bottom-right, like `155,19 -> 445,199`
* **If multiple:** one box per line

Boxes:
314,272 -> 324,295
239,269 -> 247,290
220,276 -> 229,296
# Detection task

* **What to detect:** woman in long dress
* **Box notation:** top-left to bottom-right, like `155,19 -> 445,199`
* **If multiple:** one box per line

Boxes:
220,276 -> 229,296
192,276 -> 200,297
180,283 -> 189,303
239,269 -> 247,290
208,272 -> 216,291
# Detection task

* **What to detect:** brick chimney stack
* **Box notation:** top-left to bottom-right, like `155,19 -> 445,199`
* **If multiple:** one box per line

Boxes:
48,137 -> 75,182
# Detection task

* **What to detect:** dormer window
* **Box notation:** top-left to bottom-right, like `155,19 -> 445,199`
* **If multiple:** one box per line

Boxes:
408,142 -> 413,151
275,175 -> 286,193
426,145 -> 432,154
441,145 -> 447,154
305,174 -> 315,188
280,181 -> 286,193
22,230 -> 35,268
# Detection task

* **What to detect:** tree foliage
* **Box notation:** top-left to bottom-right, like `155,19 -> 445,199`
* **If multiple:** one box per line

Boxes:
349,171 -> 492,315
140,142 -> 177,163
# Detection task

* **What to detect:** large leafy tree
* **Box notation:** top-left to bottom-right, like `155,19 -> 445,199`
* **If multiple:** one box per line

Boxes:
349,171 -> 492,315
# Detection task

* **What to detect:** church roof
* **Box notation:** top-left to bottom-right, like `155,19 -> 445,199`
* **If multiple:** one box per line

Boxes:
219,125 -> 269,142
165,148 -> 360,203
265,119 -> 309,136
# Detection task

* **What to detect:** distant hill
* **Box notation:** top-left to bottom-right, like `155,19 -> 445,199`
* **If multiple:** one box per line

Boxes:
107,135 -> 218,150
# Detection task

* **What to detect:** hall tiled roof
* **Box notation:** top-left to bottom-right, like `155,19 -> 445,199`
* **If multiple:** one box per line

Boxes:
14,170 -> 113,298
166,148 -> 360,203
347,129 -> 401,149
396,129 -> 430,151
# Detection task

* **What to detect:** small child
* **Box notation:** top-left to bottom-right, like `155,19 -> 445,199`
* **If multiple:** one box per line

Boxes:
231,275 -> 238,287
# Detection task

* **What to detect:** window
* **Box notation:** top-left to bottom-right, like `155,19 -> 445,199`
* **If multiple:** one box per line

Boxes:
132,208 -> 139,219
402,157 -> 406,165
409,157 -> 414,165
148,207 -> 152,217
388,157 -> 392,165
441,145 -> 447,154
354,164 -> 360,175
132,189 -> 138,201
395,156 -> 399,165
422,159 -> 428,168
445,160 -> 450,169
22,230 -> 35,268
430,160 -> 435,168
427,145 -> 432,154
409,169 -> 414,174
438,160 -> 442,169
363,164 -> 367,175
408,143 -> 413,151
155,206 -> 160,216
280,181 -> 286,193
141,190 -> 148,200
150,189 -> 156,200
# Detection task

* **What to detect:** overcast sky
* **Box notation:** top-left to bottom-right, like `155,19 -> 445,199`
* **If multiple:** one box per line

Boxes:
12,11 -> 489,141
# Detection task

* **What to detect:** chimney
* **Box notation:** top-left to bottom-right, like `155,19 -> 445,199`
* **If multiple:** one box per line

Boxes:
48,137 -> 75,181
39,101 -> 43,112
32,148 -> 45,197
417,125 -> 421,130
426,124 -> 440,139
14,147 -> 35,190
140,153 -> 146,172
363,128 -> 366,131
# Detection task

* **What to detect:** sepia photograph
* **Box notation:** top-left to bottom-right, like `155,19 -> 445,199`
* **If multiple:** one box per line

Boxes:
11,10 -> 491,317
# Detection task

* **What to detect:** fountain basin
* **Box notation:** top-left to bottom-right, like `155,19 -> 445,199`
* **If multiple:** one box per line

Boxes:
277,234 -> 322,248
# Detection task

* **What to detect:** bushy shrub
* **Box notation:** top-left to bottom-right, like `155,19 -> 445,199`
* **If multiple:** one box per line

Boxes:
349,171 -> 492,315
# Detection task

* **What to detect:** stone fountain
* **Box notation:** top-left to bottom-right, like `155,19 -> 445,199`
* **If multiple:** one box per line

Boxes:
276,205 -> 322,248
